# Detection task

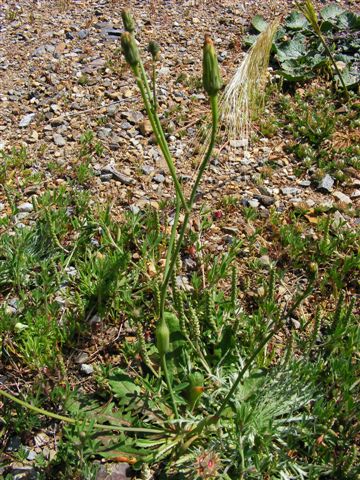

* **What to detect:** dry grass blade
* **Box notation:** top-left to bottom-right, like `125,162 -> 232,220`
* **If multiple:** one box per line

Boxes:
220,20 -> 279,149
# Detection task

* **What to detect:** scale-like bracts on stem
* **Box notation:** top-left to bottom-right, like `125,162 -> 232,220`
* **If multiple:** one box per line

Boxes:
202,35 -> 222,97
121,32 -> 140,68
121,8 -> 135,33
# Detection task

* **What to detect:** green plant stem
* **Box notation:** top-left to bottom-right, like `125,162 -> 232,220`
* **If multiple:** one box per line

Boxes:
164,194 -> 181,281
316,31 -> 349,101
159,94 -> 219,321
161,355 -> 179,420
0,388 -> 163,434
152,61 -> 157,112
133,68 -> 188,212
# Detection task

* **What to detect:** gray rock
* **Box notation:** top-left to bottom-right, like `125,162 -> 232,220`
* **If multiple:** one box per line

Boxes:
0,202 -> 6,212
80,364 -> 94,375
98,127 -> 112,139
19,113 -> 36,127
100,173 -> 113,182
101,165 -> 135,185
248,199 -> 260,208
318,174 -> 334,192
299,180 -> 311,187
141,164 -> 154,175
77,29 -> 89,39
254,194 -> 274,207
129,204 -> 140,215
26,450 -> 37,461
74,352 -> 89,364
281,187 -> 301,196
53,133 -> 66,146
123,110 -> 144,124
259,255 -> 272,268
332,210 -> 347,229
333,191 -> 352,205
17,202 -> 33,213
153,173 -> 165,184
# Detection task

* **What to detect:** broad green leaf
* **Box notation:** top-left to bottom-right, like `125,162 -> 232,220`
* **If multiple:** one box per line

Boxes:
335,66 -> 360,87
285,12 -> 309,30
108,369 -> 140,399
251,14 -> 268,33
320,4 -> 345,21
243,34 -> 259,47
275,34 -> 307,62
336,12 -> 360,31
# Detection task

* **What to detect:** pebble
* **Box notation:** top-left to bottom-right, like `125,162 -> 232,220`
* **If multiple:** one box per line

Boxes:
153,173 -> 165,184
333,191 -> 352,205
80,364 -> 94,375
17,202 -> 33,213
141,164 -> 154,175
281,187 -> 301,196
19,113 -> 35,127
53,133 -> 66,146
255,194 -> 274,207
259,255 -> 272,268
0,202 -> 6,212
318,174 -> 334,192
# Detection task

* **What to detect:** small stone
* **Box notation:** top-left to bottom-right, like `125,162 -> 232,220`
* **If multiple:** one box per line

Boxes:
139,119 -> 152,136
26,450 -> 37,461
74,352 -> 89,364
318,174 -> 334,192
53,133 -> 66,146
351,189 -> 360,199
19,113 -> 36,127
153,173 -> 165,184
332,210 -> 347,229
80,364 -> 94,375
129,204 -> 140,215
333,191 -> 352,205
281,187 -> 301,196
101,165 -> 135,185
259,255 -> 272,268
77,29 -> 89,39
141,164 -> 154,175
299,180 -> 311,187
254,194 -> 274,207
0,202 -> 5,212
248,199 -> 260,208
291,318 -> 301,329
17,202 -> 33,213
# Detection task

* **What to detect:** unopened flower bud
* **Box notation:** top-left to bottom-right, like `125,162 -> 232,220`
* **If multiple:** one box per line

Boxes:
148,41 -> 160,60
121,9 -> 135,33
187,372 -> 204,408
121,32 -> 140,68
202,35 -> 222,97
156,316 -> 170,356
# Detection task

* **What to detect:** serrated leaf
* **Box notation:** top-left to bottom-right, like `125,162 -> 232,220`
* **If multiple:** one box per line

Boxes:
320,4 -> 345,21
251,15 -> 268,33
285,12 -> 309,30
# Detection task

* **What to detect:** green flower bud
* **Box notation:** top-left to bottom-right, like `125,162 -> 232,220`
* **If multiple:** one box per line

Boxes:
202,34 -> 222,97
121,9 -> 135,33
121,32 -> 140,68
187,372 -> 204,408
148,41 -> 160,60
156,316 -> 170,356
